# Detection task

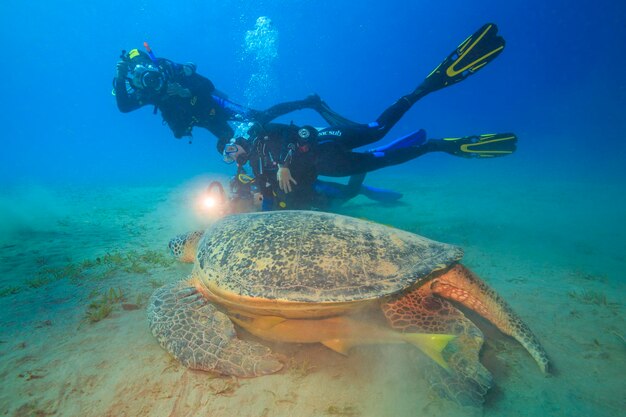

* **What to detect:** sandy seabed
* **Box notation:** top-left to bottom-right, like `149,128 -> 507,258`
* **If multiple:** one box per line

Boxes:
0,173 -> 624,417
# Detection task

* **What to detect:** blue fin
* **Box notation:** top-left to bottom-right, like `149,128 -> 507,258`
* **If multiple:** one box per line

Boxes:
359,185 -> 403,202
315,176 -> 403,203
314,182 -> 346,199
369,129 -> 426,153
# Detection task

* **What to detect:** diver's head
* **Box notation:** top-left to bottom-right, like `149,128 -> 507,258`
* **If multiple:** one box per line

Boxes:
126,48 -> 152,66
222,137 -> 250,165
125,49 -> 165,93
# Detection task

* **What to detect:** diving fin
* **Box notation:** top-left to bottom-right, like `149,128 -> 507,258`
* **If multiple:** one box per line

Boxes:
347,173 -> 404,202
314,174 -> 403,204
359,185 -> 403,202
315,99 -> 363,129
368,129 -> 427,153
441,133 -> 517,158
415,23 -> 505,98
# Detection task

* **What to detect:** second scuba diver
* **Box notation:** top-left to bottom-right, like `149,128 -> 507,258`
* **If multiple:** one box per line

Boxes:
113,43 -> 327,154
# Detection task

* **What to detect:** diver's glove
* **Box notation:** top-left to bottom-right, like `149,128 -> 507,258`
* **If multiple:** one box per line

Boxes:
166,82 -> 192,98
115,61 -> 128,80
182,62 -> 197,76
277,165 -> 297,194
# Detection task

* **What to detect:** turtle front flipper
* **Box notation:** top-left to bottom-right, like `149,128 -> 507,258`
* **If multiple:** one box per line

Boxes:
431,264 -> 550,373
382,285 -> 492,406
168,231 -> 204,263
147,281 -> 283,377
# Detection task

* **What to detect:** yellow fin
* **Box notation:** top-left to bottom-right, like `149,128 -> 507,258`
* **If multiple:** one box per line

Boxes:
321,339 -> 354,355
402,333 -> 456,370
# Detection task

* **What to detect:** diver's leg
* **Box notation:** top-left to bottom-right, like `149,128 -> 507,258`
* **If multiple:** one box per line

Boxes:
324,131 -> 513,176
252,94 -> 354,125
313,174 -> 402,205
314,98 -> 364,128
368,134 -> 514,158
353,23 -> 507,145
316,142 -> 437,177
318,134 -> 517,178
213,94 -> 324,126
313,174 -> 364,207
367,95 -> 416,139
331,96 -> 424,149
346,173 -> 366,197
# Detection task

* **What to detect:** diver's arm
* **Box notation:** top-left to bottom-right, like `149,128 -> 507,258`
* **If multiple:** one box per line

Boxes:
276,127 -> 299,193
192,73 -> 216,95
114,78 -> 142,113
113,59 -> 143,112
182,72 -> 215,98
209,124 -> 236,154
277,165 -> 297,194
159,58 -> 215,98
167,119 -> 193,139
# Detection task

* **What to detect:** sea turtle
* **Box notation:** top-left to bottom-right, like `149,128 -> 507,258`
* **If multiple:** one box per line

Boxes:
149,211 -> 549,405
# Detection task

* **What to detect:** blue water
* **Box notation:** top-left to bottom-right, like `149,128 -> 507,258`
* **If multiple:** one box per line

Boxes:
1,1 -> 625,416
1,0 -> 625,186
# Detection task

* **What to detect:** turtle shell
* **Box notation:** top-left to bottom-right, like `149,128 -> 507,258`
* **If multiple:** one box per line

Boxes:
194,211 -> 462,304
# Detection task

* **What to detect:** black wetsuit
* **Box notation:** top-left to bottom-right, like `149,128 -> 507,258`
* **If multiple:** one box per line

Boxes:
240,123 -> 318,210
246,98 -> 432,176
310,94 -> 432,176
114,58 -> 317,153
242,117 -> 431,209
315,93 -> 416,147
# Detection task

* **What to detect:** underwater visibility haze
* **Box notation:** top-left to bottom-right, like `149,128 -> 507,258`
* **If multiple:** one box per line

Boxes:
0,1 -> 625,416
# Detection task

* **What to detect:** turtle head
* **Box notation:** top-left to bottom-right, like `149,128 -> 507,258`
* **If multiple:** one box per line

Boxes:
168,231 -> 204,263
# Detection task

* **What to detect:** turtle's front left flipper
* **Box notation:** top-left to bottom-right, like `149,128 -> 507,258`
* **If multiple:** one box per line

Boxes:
147,281 -> 283,377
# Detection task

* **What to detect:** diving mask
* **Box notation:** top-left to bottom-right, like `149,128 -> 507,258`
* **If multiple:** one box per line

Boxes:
222,143 -> 242,164
223,137 -> 251,164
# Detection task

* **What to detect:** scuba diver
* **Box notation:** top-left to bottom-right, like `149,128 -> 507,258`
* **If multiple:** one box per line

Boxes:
113,43 -> 325,153
222,23 -> 517,211
225,123 -> 515,210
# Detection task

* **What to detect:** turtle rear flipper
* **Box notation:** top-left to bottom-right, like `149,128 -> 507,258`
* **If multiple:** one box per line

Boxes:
431,264 -> 550,373
383,285 -> 492,406
148,281 -> 283,377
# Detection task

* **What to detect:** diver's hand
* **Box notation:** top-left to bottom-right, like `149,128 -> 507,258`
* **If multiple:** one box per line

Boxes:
277,166 -> 297,194
115,61 -> 128,80
167,82 -> 192,97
